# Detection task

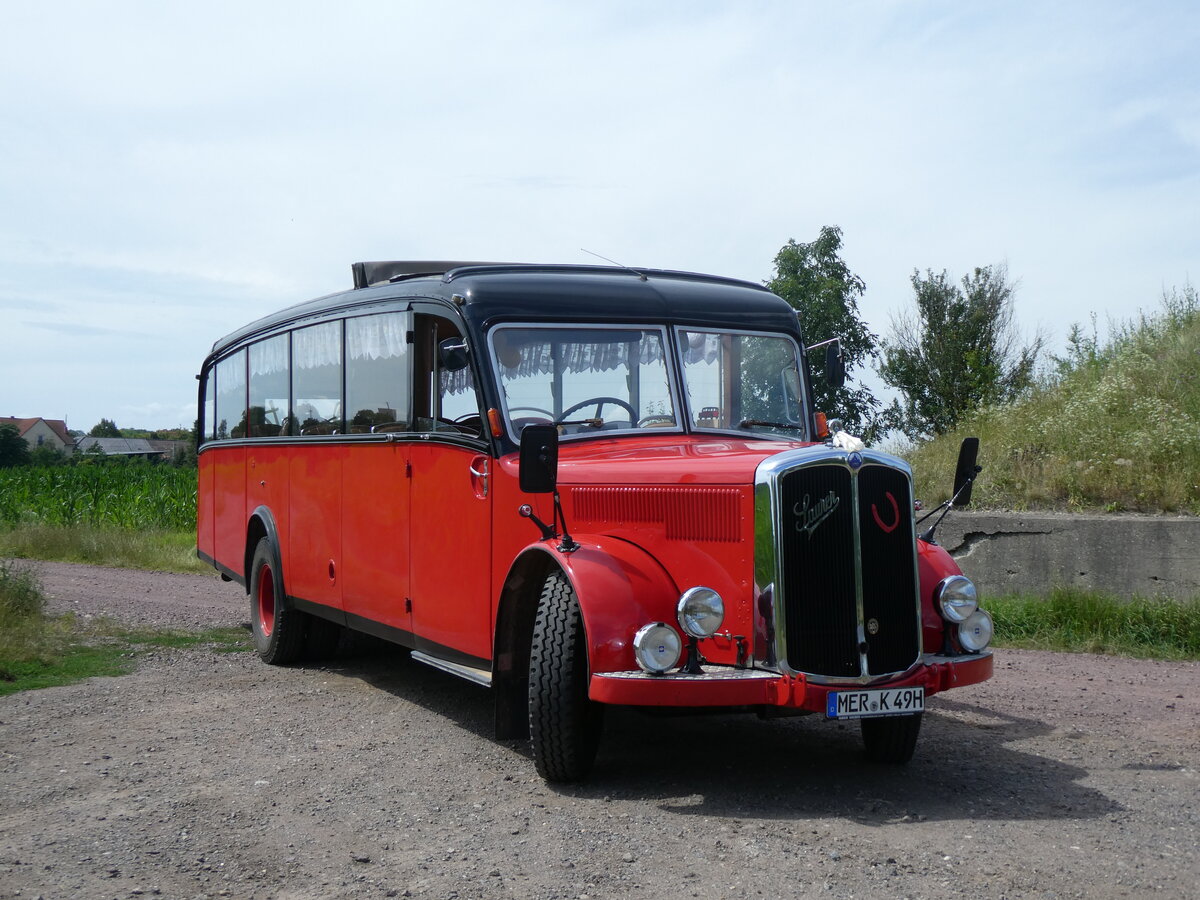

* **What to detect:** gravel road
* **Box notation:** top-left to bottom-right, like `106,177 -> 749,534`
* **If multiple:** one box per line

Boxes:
1,560 -> 1197,900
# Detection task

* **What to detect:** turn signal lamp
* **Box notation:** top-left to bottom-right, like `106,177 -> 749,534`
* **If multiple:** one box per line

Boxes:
488,408 -> 504,438
815,412 -> 829,439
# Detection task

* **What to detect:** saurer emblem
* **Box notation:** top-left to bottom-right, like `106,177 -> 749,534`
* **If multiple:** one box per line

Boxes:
794,491 -> 840,539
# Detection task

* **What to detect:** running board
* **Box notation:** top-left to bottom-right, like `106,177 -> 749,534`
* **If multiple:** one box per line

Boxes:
410,651 -> 492,687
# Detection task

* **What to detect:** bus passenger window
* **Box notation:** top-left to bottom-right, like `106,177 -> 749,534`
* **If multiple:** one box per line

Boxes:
293,321 -> 343,435
249,334 -> 289,437
214,349 -> 246,440
346,313 -> 411,434
201,370 -> 216,443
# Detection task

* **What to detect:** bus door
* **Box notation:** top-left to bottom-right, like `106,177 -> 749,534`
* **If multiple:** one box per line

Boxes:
407,313 -> 493,669
340,311 -> 414,636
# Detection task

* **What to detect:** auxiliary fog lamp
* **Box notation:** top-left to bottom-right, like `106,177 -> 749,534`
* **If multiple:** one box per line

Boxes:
934,574 -> 993,653
633,623 -> 682,675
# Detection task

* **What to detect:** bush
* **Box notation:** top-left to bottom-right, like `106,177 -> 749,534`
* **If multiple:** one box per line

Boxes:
0,560 -> 44,625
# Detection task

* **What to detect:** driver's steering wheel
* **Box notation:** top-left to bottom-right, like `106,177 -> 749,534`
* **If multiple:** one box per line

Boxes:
554,396 -> 637,425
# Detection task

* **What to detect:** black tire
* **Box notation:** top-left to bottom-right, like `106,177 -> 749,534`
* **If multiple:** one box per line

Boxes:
528,570 -> 604,782
249,537 -> 307,665
861,713 -> 922,763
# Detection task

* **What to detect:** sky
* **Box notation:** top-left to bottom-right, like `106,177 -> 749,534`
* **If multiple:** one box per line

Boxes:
1,0 -> 1197,432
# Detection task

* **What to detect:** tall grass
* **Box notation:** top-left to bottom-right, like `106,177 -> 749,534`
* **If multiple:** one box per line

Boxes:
0,525 -> 209,573
989,588 -> 1200,659
0,560 -> 73,685
903,285 -> 1200,513
0,462 -> 196,531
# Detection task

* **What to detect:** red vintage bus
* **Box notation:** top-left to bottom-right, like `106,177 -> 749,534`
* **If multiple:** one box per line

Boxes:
197,261 -> 993,781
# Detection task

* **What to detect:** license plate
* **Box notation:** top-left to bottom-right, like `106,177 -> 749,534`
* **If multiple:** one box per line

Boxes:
826,686 -> 924,719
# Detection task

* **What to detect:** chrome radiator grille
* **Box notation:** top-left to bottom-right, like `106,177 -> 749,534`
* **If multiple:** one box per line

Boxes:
756,450 -> 921,681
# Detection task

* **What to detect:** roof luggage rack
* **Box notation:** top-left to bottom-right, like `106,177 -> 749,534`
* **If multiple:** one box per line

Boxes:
351,260 -> 510,289
351,260 -> 771,293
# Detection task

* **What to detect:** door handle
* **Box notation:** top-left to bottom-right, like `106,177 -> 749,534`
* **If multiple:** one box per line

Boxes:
469,457 -> 489,498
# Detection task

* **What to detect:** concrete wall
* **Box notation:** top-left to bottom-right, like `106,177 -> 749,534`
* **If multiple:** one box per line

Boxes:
934,511 -> 1200,600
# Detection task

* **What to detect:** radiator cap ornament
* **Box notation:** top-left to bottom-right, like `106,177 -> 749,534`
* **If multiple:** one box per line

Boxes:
832,430 -> 865,470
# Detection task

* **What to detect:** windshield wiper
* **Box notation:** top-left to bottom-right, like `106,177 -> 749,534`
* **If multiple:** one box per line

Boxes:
737,420 -> 803,430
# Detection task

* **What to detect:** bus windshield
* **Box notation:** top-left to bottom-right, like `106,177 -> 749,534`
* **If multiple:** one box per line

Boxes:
491,326 -> 677,437
490,325 -> 809,441
678,329 -> 808,439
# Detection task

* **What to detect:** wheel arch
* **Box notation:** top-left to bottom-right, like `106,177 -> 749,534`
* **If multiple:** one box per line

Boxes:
244,506 -> 283,596
491,537 -> 680,739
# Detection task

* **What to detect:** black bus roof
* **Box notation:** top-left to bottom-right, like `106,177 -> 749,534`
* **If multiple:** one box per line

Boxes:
210,262 -> 799,357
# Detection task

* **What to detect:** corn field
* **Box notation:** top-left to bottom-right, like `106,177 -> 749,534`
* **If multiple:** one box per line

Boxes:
0,464 -> 196,531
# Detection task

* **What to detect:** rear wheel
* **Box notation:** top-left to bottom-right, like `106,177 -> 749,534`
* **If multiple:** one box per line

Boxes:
249,537 -> 307,665
528,570 -> 604,782
861,713 -> 922,763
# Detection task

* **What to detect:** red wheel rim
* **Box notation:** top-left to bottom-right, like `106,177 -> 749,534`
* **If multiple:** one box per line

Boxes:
257,564 -> 276,637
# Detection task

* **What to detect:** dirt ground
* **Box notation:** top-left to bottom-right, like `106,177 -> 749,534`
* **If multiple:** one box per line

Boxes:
1,560 -> 1197,900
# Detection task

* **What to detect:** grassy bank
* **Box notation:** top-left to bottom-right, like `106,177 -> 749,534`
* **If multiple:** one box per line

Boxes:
0,559 -> 247,696
903,285 -> 1200,513
0,524 -> 208,574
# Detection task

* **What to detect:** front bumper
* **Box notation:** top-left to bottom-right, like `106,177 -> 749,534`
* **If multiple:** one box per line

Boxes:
589,650 -> 993,712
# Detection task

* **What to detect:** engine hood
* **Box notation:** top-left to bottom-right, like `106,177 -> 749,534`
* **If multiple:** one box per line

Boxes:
550,436 -> 823,485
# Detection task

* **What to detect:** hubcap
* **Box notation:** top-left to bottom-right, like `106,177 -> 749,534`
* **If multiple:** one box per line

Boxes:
257,565 -> 276,637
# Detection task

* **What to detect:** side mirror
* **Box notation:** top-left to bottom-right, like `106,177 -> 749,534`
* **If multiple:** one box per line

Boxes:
824,342 -> 846,389
953,437 -> 982,507
519,424 -> 559,494
438,337 -> 470,372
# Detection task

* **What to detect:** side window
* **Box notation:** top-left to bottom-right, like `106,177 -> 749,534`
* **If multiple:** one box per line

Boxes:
214,349 -> 246,439
202,369 -> 216,442
346,312 -> 412,433
292,321 -> 343,435
414,314 -> 482,437
249,334 -> 289,437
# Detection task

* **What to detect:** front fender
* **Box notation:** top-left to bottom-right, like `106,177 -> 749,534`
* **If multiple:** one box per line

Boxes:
918,539 -> 965,650
522,536 -> 681,674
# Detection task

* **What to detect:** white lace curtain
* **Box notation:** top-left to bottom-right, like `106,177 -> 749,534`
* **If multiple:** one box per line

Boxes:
249,334 -> 288,377
293,321 -> 342,370
497,330 -> 666,378
216,349 -> 246,392
348,313 -> 408,362
681,331 -> 722,366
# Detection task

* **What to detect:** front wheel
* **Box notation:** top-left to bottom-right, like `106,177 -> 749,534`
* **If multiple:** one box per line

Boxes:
528,571 -> 604,782
249,537 -> 307,665
860,713 -> 922,763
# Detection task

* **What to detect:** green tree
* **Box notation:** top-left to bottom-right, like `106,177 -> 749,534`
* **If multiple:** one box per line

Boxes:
880,264 -> 1044,439
89,418 -> 121,437
0,424 -> 31,468
29,444 -> 65,466
767,226 -> 890,441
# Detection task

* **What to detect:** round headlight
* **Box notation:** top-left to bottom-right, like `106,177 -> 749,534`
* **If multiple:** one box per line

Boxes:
935,575 -> 978,623
676,587 -> 725,638
958,609 -> 994,652
633,623 -> 682,674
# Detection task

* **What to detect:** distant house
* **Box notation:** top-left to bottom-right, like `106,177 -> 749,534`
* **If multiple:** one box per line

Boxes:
0,417 -> 75,454
74,436 -> 167,459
